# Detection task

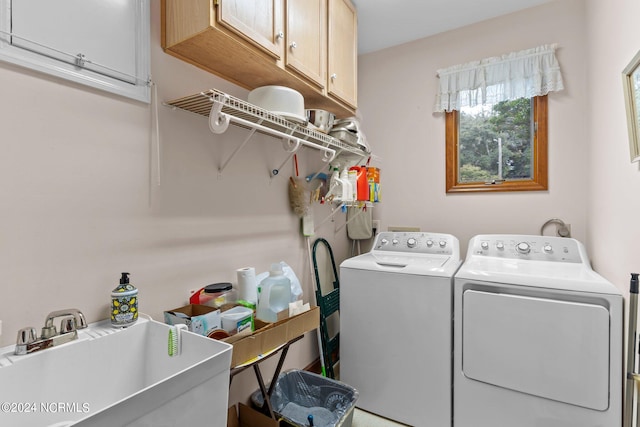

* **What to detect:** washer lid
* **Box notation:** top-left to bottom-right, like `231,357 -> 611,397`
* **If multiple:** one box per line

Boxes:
340,252 -> 461,277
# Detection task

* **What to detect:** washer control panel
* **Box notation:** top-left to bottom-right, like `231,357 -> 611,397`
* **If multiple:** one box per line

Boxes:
470,235 -> 583,263
373,232 -> 457,256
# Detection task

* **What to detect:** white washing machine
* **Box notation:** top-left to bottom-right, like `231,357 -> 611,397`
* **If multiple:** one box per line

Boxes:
454,234 -> 623,427
340,231 -> 462,427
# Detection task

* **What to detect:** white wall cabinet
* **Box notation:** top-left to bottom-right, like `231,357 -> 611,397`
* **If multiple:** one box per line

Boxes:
0,0 -> 150,103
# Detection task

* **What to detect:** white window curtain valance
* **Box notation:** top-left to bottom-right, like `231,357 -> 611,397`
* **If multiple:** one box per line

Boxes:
434,44 -> 564,112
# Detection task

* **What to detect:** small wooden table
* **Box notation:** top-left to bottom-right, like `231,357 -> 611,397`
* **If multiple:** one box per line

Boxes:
229,335 -> 304,420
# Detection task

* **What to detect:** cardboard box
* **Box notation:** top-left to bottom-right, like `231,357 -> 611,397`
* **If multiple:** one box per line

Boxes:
223,306 -> 319,368
228,403 -> 280,427
163,304 -> 221,337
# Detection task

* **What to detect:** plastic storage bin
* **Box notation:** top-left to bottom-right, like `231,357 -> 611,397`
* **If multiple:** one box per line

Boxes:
251,370 -> 358,427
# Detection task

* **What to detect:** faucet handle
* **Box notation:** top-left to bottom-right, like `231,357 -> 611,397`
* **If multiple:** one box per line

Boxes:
60,316 -> 77,334
74,310 -> 88,330
16,327 -> 37,346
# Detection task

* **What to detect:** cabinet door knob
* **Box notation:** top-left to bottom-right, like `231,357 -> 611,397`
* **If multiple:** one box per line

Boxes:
331,73 -> 337,81
276,31 -> 284,40
289,41 -> 297,50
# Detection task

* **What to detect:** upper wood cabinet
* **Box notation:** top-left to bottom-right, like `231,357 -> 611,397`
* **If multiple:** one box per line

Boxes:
218,0 -> 284,60
161,0 -> 357,117
328,0 -> 357,108
285,0 -> 326,89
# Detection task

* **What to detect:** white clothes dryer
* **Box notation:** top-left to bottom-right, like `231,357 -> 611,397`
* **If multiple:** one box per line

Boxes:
454,235 -> 623,427
340,231 -> 462,427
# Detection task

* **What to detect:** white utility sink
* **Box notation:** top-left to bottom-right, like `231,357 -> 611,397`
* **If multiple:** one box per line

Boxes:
0,318 -> 232,427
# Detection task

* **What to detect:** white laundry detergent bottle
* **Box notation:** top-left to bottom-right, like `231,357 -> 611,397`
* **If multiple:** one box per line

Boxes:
257,263 -> 292,322
340,167 -> 353,202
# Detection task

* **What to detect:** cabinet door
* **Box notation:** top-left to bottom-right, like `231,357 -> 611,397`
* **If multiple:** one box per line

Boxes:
285,0 -> 326,89
327,0 -> 357,108
218,0 -> 284,59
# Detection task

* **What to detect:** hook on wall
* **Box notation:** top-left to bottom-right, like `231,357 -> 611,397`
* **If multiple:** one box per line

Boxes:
540,218 -> 571,237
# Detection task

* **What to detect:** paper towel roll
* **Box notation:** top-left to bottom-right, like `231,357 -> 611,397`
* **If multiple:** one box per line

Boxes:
237,267 -> 257,303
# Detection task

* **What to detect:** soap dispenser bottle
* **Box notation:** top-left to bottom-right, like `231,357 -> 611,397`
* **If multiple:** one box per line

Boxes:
111,272 -> 138,327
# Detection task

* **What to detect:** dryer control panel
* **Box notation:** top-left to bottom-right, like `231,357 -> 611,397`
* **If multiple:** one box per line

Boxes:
373,232 -> 458,256
469,234 -> 584,263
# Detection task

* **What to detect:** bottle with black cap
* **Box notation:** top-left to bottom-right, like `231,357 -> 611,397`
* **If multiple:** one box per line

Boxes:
111,272 -> 139,327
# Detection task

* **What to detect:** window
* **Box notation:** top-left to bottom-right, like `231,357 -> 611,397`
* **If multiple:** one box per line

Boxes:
445,96 -> 548,193
0,0 -> 150,103
435,45 -> 563,194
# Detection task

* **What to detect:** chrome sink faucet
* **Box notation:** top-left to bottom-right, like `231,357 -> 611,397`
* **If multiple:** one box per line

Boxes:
14,309 -> 88,355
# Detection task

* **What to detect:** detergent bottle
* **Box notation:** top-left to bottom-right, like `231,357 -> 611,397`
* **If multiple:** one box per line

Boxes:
340,167 -> 353,202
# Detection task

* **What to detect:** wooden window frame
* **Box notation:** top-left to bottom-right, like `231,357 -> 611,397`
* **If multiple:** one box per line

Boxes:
445,95 -> 548,193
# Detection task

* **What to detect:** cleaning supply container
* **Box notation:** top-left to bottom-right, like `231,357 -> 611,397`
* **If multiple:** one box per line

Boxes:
221,306 -> 253,335
251,370 -> 359,427
190,282 -> 237,309
257,263 -> 292,322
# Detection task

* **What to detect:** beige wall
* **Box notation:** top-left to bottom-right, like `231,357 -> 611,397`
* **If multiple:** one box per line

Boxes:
0,2 -> 351,405
358,0 -> 589,259
585,0 -> 640,293
358,0 -> 640,297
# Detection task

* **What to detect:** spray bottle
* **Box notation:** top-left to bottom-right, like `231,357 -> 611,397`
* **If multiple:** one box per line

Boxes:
327,167 -> 343,201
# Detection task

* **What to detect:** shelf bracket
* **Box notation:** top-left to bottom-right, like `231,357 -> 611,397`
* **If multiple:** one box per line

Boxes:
218,126 -> 260,177
335,204 -> 367,233
271,138 -> 301,178
314,203 -> 346,232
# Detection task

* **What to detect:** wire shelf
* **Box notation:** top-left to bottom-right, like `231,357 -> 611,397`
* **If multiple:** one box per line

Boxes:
164,89 -> 369,159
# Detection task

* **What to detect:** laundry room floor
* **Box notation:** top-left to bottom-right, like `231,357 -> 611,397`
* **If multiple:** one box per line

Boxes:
352,408 -> 409,426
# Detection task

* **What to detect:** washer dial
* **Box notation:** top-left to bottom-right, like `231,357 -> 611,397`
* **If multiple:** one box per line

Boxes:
516,242 -> 531,254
